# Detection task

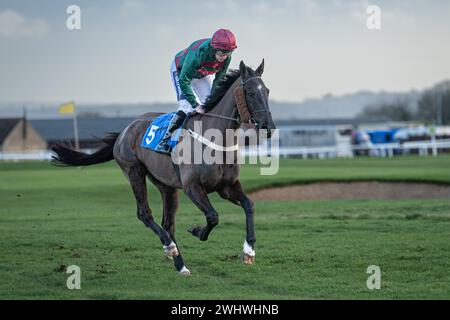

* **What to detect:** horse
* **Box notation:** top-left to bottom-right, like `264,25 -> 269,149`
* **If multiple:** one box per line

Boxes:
51,60 -> 276,276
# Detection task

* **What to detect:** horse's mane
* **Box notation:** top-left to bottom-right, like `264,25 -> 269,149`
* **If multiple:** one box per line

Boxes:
203,69 -> 241,112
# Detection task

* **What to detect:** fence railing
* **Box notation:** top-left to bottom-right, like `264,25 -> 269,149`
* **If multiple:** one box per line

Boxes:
0,149 -> 96,162
243,139 -> 450,159
1,140 -> 450,161
0,150 -> 53,161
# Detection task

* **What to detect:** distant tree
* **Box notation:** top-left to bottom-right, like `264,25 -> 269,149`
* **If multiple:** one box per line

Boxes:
357,99 -> 413,121
417,80 -> 450,125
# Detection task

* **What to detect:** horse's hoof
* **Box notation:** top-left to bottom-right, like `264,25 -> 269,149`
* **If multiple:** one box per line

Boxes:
187,226 -> 200,236
163,242 -> 179,257
179,266 -> 191,276
241,253 -> 255,265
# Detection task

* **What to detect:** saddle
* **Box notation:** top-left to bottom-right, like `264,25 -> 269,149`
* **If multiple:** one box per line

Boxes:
140,112 -> 184,152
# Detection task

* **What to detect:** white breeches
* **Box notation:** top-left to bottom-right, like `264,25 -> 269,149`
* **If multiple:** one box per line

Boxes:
170,59 -> 213,114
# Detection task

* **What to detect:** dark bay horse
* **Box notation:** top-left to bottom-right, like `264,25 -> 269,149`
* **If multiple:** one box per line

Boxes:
52,60 -> 275,276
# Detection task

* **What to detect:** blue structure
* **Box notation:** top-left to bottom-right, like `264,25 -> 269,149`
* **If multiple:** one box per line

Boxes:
367,129 -> 399,144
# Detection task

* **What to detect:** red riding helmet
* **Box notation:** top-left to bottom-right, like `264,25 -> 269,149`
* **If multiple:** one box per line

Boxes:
211,29 -> 237,51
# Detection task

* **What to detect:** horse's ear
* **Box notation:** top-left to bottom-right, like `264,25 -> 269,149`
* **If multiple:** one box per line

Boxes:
239,60 -> 248,79
255,58 -> 264,76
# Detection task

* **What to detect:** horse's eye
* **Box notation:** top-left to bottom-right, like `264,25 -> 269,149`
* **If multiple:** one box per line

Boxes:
248,92 -> 255,98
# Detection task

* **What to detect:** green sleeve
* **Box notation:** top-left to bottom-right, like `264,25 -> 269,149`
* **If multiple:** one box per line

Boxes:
178,51 -> 201,108
211,57 -> 231,94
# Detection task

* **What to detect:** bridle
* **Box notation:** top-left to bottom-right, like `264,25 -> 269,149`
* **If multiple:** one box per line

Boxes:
239,76 -> 268,127
185,75 -> 269,152
196,75 -> 268,125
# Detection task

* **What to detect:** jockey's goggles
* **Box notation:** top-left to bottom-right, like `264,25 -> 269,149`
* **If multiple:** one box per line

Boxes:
215,50 -> 232,56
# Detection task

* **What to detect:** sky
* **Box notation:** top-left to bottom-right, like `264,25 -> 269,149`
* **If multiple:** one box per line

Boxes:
1,0 -> 450,104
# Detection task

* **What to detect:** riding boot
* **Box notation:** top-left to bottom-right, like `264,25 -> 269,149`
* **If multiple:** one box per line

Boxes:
155,111 -> 186,153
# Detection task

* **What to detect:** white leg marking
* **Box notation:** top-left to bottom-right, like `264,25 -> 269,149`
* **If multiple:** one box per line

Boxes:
163,241 -> 179,257
179,266 -> 191,276
243,240 -> 255,257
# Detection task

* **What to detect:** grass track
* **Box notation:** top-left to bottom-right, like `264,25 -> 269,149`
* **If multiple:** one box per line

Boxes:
1,156 -> 450,299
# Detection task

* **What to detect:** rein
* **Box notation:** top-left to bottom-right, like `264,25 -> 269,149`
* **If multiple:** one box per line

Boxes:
197,112 -> 240,123
185,75 -> 266,152
197,75 -> 266,124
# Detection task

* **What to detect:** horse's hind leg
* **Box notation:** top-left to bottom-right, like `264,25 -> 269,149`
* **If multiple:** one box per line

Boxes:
125,164 -> 179,257
147,174 -> 190,276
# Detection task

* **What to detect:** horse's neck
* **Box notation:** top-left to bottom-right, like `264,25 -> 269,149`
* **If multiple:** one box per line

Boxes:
204,77 -> 240,132
186,77 -> 240,134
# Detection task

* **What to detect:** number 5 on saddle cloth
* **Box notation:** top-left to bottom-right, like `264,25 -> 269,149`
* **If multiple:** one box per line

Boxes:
140,112 -> 184,153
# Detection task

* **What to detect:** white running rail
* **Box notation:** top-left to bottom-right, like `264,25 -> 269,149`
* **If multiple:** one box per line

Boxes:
1,141 -> 450,161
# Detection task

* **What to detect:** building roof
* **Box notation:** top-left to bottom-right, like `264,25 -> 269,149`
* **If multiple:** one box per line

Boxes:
29,117 -> 136,141
24,117 -> 412,142
0,118 -> 21,144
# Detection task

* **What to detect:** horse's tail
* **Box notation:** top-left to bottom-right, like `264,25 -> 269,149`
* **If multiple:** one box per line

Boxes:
51,132 -> 120,167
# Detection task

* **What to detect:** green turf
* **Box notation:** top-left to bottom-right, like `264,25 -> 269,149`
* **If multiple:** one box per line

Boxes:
1,156 -> 450,299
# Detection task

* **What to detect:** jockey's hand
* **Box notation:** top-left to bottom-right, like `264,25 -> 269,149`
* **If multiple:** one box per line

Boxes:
195,105 -> 206,114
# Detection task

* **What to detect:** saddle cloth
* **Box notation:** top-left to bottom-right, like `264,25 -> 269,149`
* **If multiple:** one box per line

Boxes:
140,112 -> 182,152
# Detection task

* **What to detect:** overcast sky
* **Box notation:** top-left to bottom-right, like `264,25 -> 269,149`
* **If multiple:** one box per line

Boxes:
1,0 -> 450,104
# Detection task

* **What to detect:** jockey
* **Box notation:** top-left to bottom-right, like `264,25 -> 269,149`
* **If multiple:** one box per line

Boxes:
155,28 -> 237,153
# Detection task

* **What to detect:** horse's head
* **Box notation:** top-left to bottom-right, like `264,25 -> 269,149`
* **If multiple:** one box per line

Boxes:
237,60 -> 276,138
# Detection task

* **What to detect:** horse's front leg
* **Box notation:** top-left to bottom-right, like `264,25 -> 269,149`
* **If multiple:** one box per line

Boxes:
184,183 -> 219,241
218,180 -> 256,265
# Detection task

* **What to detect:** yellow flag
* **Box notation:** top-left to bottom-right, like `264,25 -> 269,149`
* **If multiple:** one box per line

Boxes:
58,101 -> 75,114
